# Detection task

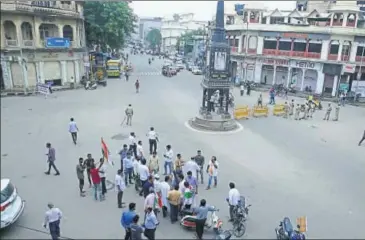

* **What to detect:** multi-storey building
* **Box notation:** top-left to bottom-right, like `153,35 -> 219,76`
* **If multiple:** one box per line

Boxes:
161,13 -> 207,53
0,1 -> 87,91
138,17 -> 162,41
225,1 -> 365,97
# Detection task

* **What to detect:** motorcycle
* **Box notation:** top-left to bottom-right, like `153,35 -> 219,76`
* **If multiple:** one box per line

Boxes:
180,207 -> 223,234
275,217 -> 306,240
227,196 -> 251,237
85,80 -> 97,90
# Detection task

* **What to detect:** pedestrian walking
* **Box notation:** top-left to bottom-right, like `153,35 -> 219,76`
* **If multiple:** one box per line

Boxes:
183,157 -> 200,179
144,187 -> 156,211
121,203 -> 137,240
115,169 -> 126,208
227,182 -> 240,222
289,99 -> 295,116
163,145 -> 173,176
206,156 -> 219,190
160,175 -> 171,218
323,103 -> 332,121
167,185 -> 181,223
98,158 -> 107,197
84,153 -> 94,187
89,163 -> 103,201
182,181 -> 193,210
130,215 -> 144,240
135,79 -> 140,93
45,143 -> 60,176
240,84 -> 244,96
192,199 -> 215,240
118,144 -> 129,171
192,150 -> 205,184
144,207 -> 159,240
133,158 -> 141,192
308,102 -> 314,118
269,88 -> 275,105
43,203 -> 62,240
76,157 -> 86,197
148,152 -> 159,174
257,94 -> 263,107
246,83 -> 251,96
123,152 -> 134,186
139,159 -> 150,196
147,127 -> 158,155
129,132 -> 137,158
125,104 -> 134,126
142,176 -> 154,198
68,117 -> 79,145
333,104 -> 340,121
359,130 -> 365,146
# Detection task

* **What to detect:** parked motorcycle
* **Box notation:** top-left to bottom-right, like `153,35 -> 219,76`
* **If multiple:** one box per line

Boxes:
85,80 -> 97,90
275,217 -> 306,240
227,196 -> 251,237
180,207 -> 223,235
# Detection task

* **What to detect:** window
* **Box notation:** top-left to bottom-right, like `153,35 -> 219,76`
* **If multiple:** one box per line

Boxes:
356,46 -> 365,56
39,25 -> 50,40
270,17 -> 285,24
278,41 -> 291,51
31,1 -> 53,7
293,42 -> 306,52
308,43 -> 322,53
263,40 -> 277,49
329,44 -> 339,54
61,1 -> 71,4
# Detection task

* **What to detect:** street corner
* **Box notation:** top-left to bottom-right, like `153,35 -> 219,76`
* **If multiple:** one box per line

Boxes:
184,118 -> 244,134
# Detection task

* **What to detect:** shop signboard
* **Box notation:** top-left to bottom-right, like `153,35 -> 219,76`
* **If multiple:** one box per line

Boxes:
352,81 -> 365,97
46,38 -> 70,48
260,58 -> 289,66
290,60 -> 320,70
342,63 -> 356,74
259,31 -> 330,40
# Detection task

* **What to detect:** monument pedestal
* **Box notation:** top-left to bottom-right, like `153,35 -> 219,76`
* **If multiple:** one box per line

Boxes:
189,111 -> 239,132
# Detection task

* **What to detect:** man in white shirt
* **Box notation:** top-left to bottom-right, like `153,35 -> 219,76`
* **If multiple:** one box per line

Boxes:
138,159 -> 150,196
43,203 -> 62,240
227,182 -> 240,222
129,132 -> 137,158
160,175 -> 171,218
69,117 -> 79,145
147,127 -> 159,155
163,145 -> 173,175
183,158 -> 200,179
136,140 -> 144,160
115,169 -> 126,208
144,187 -> 156,210
98,158 -> 107,197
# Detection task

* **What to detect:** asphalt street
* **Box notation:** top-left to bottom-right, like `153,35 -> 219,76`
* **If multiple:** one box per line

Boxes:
1,53 -> 365,239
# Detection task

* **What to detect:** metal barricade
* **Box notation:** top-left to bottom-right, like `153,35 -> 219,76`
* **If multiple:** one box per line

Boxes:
273,104 -> 285,116
234,105 -> 250,120
252,105 -> 269,117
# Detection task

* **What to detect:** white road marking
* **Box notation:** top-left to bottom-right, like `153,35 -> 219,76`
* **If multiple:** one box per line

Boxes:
184,119 -> 244,134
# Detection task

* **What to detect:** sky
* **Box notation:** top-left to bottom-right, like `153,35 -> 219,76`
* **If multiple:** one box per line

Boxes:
131,1 -> 297,21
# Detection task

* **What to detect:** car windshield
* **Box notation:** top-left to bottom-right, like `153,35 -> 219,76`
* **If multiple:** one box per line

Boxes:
107,65 -> 119,70
1,182 -> 14,204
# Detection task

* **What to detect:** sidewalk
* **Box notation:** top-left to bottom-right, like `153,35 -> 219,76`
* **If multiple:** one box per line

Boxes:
0,84 -> 83,97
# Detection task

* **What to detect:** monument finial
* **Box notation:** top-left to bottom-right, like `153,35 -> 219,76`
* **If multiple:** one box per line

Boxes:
212,0 -> 226,43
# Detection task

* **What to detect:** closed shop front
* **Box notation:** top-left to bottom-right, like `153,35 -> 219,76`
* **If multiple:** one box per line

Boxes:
261,65 -> 274,84
27,63 -> 37,87
10,62 -> 23,87
67,61 -> 75,82
246,65 -> 255,82
44,61 -> 61,85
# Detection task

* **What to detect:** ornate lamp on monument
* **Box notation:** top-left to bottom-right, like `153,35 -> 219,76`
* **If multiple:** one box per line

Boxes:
188,0 -> 239,132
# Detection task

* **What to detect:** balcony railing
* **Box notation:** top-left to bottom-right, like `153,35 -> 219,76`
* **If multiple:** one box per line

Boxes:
277,50 -> 291,56
346,21 -> 356,27
231,47 -> 238,53
262,49 -> 277,55
249,19 -> 259,23
341,55 -> 349,61
23,40 -> 34,47
247,48 -> 256,54
5,39 -> 18,47
332,21 -> 343,26
306,52 -> 321,59
355,56 -> 365,62
292,51 -> 305,57
327,54 -> 338,60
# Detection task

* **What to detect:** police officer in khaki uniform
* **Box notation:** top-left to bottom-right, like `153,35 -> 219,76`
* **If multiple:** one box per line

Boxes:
332,104 -> 340,121
294,104 -> 300,120
323,103 -> 332,121
125,104 -> 134,126
289,100 -> 295,116
283,102 -> 289,118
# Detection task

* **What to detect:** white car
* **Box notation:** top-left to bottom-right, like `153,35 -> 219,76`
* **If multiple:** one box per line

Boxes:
1,179 -> 25,229
176,63 -> 185,70
192,67 -> 202,75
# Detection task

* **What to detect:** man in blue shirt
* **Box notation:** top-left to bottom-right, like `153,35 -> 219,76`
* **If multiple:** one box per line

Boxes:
193,199 -> 215,240
121,202 -> 136,240
143,207 -> 159,240
118,144 -> 129,171
123,152 -> 134,186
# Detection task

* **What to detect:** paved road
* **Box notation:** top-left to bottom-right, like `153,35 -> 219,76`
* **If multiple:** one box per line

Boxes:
1,53 -> 365,239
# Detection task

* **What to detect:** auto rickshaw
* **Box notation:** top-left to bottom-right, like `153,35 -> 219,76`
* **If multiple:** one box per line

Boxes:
308,94 -> 322,110
95,67 -> 107,87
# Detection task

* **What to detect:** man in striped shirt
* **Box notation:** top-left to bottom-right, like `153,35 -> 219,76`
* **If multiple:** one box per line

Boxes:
45,143 -> 60,176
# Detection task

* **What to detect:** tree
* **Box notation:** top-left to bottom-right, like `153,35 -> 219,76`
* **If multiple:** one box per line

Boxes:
145,29 -> 162,51
176,28 -> 207,53
84,2 -> 136,51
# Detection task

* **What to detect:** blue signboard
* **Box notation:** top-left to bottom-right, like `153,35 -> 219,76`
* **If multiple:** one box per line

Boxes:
46,38 -> 70,48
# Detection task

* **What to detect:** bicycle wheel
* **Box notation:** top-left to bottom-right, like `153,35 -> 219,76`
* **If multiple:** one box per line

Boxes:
233,221 -> 246,237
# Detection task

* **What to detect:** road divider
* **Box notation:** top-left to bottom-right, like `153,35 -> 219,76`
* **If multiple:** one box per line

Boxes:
252,105 -> 269,117
234,105 -> 250,120
273,104 -> 285,116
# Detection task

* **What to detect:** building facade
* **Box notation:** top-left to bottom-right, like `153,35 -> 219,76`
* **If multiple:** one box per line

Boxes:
161,13 -> 207,53
225,2 -> 365,97
138,17 -> 162,41
0,1 -> 87,91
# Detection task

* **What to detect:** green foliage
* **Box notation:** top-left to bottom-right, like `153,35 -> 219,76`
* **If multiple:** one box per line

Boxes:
176,28 -> 207,53
145,28 -> 162,50
84,2 -> 136,51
